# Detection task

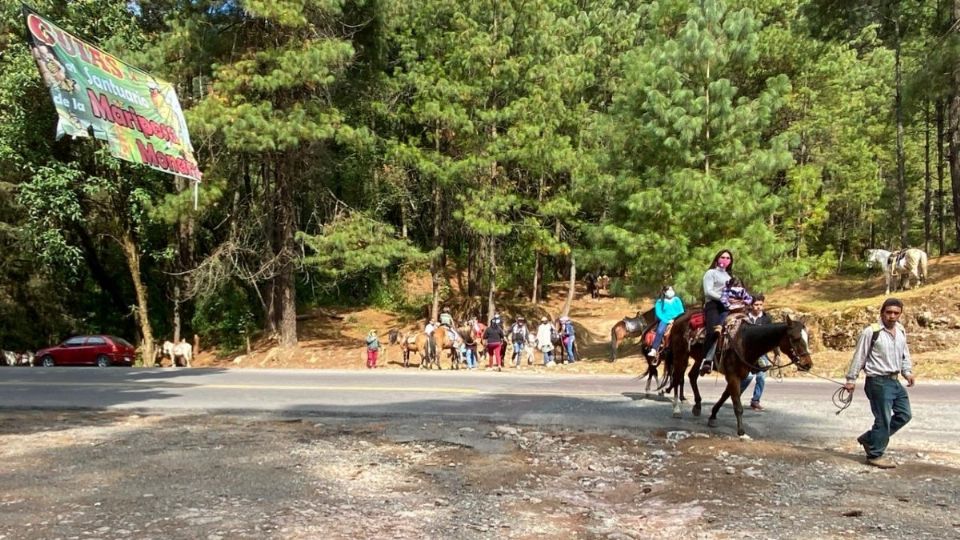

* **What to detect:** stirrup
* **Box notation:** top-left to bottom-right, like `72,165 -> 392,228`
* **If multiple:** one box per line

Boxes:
700,359 -> 713,375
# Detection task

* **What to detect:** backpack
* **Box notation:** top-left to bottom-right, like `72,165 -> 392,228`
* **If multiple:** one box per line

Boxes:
869,323 -> 882,349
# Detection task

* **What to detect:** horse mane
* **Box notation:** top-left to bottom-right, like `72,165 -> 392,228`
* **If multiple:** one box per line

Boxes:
736,323 -> 788,363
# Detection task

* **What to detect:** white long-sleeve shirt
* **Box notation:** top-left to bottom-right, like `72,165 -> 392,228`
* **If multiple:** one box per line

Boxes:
845,322 -> 913,382
536,324 -> 553,348
702,268 -> 730,302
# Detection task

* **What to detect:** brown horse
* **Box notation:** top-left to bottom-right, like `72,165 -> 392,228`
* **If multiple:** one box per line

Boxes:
662,310 -> 708,418
400,332 -> 435,368
401,329 -> 463,369
705,317 -> 813,436
610,309 -> 664,392
434,327 -> 464,370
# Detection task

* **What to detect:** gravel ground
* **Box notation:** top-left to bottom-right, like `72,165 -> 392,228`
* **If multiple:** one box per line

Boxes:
0,411 -> 957,539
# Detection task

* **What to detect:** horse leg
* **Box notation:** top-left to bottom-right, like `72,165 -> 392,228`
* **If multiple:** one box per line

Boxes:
610,326 -> 621,362
728,374 -> 747,437
708,388 -> 731,428
689,365 -> 703,417
671,360 -> 685,418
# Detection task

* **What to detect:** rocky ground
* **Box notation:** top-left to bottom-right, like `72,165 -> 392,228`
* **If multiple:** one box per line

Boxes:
1,411 -> 957,539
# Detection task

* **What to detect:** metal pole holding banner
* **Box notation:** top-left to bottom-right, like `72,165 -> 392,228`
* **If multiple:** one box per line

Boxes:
193,178 -> 198,210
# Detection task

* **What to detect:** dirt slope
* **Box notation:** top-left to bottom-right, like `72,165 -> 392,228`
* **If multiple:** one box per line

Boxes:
192,255 -> 960,379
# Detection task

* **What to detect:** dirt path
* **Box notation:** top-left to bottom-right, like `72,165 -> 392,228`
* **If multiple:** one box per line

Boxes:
1,411 -> 957,539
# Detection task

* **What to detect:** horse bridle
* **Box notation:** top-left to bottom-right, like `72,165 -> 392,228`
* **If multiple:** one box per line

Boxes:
778,331 -> 812,371
729,328 -> 812,372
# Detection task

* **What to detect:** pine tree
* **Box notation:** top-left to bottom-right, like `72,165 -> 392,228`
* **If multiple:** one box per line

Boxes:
596,0 -> 795,298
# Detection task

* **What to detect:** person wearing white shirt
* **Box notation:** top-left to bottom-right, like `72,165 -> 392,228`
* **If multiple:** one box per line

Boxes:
843,298 -> 915,469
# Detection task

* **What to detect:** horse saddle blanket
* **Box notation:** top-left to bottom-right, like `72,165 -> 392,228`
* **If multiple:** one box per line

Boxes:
689,311 -> 705,330
444,328 -> 459,344
623,317 -> 642,334
723,312 -> 747,343
404,334 -> 419,345
642,323 -> 673,349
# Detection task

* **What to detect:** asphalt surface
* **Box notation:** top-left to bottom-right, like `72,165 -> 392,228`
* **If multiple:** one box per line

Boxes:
0,367 -> 956,446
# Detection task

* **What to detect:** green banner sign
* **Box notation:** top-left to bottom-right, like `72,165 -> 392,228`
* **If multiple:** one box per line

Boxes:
23,6 -> 202,180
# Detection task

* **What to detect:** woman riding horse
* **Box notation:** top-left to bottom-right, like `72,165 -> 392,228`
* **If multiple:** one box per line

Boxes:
700,249 -> 735,375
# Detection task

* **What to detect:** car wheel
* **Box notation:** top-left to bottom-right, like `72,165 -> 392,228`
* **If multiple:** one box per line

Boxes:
41,355 -> 55,367
96,355 -> 110,368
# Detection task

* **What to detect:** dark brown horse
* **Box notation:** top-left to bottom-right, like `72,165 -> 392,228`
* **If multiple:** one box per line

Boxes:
610,309 -> 664,392
663,310 -> 708,418
705,318 -> 813,436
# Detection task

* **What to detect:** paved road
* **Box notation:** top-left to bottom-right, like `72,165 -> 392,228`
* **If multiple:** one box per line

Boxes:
0,368 -> 956,446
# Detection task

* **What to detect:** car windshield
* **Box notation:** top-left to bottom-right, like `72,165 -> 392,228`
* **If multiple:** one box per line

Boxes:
111,337 -> 134,348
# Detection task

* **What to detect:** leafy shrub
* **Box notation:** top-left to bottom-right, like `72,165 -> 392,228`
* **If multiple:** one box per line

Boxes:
191,282 -> 257,353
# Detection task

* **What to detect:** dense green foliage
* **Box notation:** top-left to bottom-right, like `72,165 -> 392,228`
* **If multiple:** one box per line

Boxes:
1,0 -> 958,350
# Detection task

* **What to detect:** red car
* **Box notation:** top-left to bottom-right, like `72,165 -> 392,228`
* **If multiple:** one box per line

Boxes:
35,335 -> 136,367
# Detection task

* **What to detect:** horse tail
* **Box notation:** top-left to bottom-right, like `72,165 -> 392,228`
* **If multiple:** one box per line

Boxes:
920,252 -> 928,284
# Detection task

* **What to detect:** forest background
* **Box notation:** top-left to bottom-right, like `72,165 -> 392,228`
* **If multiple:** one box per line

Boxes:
2,0 -> 960,359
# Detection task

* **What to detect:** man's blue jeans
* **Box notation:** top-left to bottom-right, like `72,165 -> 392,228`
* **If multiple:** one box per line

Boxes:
513,342 -> 523,365
463,348 -> 477,368
564,340 -> 576,363
860,376 -> 912,459
739,367 -> 766,403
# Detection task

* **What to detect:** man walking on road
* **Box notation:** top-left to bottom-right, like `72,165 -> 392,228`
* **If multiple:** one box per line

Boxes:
844,298 -> 915,469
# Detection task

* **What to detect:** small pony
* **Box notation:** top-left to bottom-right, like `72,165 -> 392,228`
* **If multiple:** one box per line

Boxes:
157,340 -> 192,367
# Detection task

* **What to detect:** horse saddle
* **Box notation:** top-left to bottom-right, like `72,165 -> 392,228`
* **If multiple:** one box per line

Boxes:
623,317 -> 643,334
404,334 -> 419,345
642,323 -> 673,350
444,328 -> 459,344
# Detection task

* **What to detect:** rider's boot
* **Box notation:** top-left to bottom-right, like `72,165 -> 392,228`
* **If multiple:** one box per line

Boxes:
700,342 -> 717,376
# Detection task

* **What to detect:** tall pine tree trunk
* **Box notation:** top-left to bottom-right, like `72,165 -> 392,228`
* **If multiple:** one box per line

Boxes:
924,101 -> 932,254
467,234 -> 477,297
173,175 -> 195,345
277,165 -> 298,348
894,20 -> 909,248
937,100 -> 946,254
561,252 -> 576,317
120,230 -> 154,366
430,125 -> 444,322
951,0 -> 960,250
486,237 -> 497,323
531,175 -> 545,304
429,182 -> 441,322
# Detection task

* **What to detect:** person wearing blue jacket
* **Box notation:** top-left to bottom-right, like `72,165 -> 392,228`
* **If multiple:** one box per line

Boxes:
648,285 -> 685,357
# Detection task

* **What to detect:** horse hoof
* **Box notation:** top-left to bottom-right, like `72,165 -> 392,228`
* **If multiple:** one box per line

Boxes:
672,411 -> 682,419
692,404 -> 701,417
707,418 -> 718,428
739,433 -> 752,441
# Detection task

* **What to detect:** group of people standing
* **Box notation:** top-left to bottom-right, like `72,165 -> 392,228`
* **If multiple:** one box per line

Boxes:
417,309 -> 578,371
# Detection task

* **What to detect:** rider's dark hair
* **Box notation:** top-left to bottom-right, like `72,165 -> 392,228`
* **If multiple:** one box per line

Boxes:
752,293 -> 766,303
881,297 -> 904,313
709,249 -> 734,274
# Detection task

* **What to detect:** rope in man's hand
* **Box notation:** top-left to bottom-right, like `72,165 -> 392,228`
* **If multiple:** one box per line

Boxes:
832,385 -> 854,415
801,370 -> 854,415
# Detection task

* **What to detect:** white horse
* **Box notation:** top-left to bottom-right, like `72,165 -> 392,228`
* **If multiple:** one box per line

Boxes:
865,249 -> 893,293
887,248 -> 928,292
159,340 -> 193,367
